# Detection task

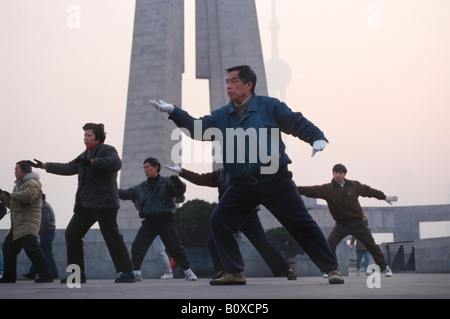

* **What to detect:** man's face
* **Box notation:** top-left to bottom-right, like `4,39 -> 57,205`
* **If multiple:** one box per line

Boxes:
333,171 -> 346,184
15,164 -> 26,181
226,70 -> 253,104
144,162 -> 158,179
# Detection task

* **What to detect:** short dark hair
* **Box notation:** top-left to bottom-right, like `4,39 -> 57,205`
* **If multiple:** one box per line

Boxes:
226,65 -> 257,94
17,160 -> 32,174
83,123 -> 106,143
332,164 -> 347,174
143,157 -> 161,173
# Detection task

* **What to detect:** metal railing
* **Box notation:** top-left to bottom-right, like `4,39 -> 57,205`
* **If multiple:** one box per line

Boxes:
385,241 -> 415,272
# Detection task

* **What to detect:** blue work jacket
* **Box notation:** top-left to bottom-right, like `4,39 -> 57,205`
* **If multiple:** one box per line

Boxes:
169,94 -> 328,184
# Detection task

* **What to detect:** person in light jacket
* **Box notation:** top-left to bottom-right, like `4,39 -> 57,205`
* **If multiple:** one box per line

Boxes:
0,161 -> 53,283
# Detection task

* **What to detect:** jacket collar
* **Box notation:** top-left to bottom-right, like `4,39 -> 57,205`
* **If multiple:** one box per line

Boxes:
332,178 -> 352,188
227,94 -> 257,114
15,172 -> 40,189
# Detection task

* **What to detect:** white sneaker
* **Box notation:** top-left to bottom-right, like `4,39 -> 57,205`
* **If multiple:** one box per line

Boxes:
383,266 -> 393,277
322,273 -> 328,278
184,268 -> 198,281
160,272 -> 173,279
133,270 -> 143,282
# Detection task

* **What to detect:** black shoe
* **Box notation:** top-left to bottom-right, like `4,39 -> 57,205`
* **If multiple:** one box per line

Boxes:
35,277 -> 54,283
0,278 -> 16,283
285,269 -> 297,281
277,269 -> 297,280
22,274 -> 35,280
115,271 -> 136,283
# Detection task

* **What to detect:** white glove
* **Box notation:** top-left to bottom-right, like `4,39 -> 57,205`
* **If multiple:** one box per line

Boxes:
165,162 -> 181,174
385,196 -> 398,205
150,100 -> 175,114
311,140 -> 327,157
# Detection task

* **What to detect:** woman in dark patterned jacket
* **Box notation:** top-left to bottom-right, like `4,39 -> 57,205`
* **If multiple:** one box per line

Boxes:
27,123 -> 135,283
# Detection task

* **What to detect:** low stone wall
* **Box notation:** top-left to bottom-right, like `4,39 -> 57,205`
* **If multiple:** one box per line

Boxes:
0,228 -> 349,280
414,237 -> 450,273
0,229 -> 163,280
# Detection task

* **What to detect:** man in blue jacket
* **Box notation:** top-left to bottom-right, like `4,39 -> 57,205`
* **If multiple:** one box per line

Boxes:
119,157 -> 197,281
151,65 -> 343,285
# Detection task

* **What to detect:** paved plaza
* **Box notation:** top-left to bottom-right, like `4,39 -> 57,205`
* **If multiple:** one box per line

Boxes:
1,273 -> 449,300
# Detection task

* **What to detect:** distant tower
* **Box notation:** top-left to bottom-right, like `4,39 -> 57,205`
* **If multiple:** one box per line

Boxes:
119,0 -> 268,228
264,0 -> 291,100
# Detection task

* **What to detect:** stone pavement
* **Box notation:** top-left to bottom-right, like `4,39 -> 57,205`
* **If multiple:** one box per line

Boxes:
1,273 -> 449,300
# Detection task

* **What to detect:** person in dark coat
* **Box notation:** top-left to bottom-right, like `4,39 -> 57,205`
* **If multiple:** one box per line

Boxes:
119,157 -> 197,281
23,193 -> 59,280
27,123 -> 135,283
297,163 -> 397,277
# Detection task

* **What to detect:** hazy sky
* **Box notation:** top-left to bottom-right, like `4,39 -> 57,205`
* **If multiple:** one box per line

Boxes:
1,0 -> 449,229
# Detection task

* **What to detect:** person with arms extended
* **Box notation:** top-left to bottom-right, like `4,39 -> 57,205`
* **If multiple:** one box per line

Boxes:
27,123 -> 136,283
151,65 -> 343,285
297,163 -> 396,277
119,157 -> 197,281
0,161 -> 53,283
166,162 -> 296,280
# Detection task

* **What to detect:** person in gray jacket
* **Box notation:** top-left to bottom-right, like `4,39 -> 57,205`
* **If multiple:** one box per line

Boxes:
119,157 -> 197,281
27,123 -> 135,283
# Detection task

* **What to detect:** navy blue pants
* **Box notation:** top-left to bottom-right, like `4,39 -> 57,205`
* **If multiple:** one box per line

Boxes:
208,211 -> 290,275
210,170 -> 339,273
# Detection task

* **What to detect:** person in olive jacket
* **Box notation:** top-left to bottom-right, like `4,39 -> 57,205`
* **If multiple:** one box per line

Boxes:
0,161 -> 53,283
27,123 -> 135,283
297,163 -> 397,276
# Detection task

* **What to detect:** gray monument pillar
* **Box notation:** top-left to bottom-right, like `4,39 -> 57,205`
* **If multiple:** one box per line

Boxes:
119,0 -> 184,228
119,0 -> 268,228
196,0 -> 268,171
196,0 -> 268,110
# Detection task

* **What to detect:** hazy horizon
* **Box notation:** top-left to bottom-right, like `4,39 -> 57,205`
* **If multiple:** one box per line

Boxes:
1,0 -> 449,232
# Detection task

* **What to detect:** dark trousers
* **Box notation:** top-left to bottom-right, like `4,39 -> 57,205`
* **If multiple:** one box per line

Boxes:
131,216 -> 190,270
2,233 -> 52,281
327,220 -> 388,271
208,211 -> 290,275
27,230 -> 59,278
65,208 -> 133,273
210,170 -> 338,273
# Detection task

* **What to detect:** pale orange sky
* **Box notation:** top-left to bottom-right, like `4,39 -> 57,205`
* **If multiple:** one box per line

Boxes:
1,0 -> 449,229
